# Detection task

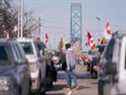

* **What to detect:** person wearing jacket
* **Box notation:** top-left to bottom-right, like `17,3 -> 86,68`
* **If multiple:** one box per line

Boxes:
65,43 -> 77,89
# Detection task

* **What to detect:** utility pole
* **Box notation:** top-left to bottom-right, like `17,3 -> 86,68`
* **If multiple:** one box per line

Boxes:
18,0 -> 24,38
20,0 -> 24,38
17,0 -> 20,38
38,17 -> 42,40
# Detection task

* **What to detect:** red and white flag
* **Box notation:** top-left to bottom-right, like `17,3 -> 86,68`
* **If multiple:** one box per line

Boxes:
105,21 -> 112,35
86,32 -> 96,49
104,20 -> 112,39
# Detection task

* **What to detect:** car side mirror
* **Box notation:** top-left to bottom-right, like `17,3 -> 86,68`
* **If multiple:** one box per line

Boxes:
15,60 -> 21,65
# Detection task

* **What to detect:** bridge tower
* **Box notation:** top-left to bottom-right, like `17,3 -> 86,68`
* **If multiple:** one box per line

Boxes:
70,3 -> 82,45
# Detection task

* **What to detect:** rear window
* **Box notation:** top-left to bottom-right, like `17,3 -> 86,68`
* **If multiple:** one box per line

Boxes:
0,45 -> 11,65
13,43 -> 26,64
20,42 -> 33,54
0,46 -> 8,60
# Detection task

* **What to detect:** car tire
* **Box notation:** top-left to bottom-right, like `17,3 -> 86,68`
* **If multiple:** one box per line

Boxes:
98,80 -> 104,95
38,71 -> 41,93
103,83 -> 112,95
12,88 -> 20,95
37,71 -> 47,95
98,80 -> 112,95
28,79 -> 32,95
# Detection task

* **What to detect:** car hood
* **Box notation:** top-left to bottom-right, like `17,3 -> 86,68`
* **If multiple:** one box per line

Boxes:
0,66 -> 16,76
26,55 -> 38,63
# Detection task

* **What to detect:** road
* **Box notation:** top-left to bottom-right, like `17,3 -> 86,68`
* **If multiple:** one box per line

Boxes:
46,71 -> 98,95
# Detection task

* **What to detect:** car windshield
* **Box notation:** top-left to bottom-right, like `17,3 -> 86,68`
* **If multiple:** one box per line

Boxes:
0,45 -> 10,65
20,42 -> 33,54
14,43 -> 26,64
0,46 -> 8,60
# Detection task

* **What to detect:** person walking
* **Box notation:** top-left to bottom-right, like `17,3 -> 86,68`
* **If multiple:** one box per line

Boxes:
65,43 -> 78,95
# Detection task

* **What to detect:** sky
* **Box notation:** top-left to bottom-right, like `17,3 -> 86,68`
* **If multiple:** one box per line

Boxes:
24,0 -> 126,49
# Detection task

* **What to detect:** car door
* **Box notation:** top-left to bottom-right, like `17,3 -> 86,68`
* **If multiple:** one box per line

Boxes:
12,43 -> 30,95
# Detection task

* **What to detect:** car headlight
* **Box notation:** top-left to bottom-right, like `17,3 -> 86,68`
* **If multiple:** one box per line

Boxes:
30,70 -> 39,78
0,77 -> 10,91
29,63 -> 39,78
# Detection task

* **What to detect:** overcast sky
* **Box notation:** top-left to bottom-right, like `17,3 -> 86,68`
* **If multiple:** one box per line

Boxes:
24,0 -> 126,49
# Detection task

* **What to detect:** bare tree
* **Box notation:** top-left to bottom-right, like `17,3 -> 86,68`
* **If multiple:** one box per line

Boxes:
0,0 -> 17,38
23,11 -> 40,37
0,0 -> 40,38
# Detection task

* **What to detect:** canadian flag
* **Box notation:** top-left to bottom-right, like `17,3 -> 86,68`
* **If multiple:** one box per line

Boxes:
86,32 -> 96,49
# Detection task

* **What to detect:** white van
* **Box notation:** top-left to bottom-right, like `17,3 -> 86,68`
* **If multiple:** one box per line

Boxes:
17,38 -> 46,93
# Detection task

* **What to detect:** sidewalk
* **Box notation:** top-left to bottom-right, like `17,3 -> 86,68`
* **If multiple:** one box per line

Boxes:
46,79 -> 98,95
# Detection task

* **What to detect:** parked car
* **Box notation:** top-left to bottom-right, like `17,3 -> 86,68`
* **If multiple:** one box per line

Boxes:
98,32 -> 126,95
0,39 -> 30,95
17,38 -> 46,93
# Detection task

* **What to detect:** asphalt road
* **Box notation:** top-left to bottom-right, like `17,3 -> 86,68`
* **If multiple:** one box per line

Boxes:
46,71 -> 98,95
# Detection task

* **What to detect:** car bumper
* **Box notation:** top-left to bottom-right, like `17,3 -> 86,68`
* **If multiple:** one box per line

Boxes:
30,70 -> 40,91
0,90 -> 17,95
31,78 -> 40,91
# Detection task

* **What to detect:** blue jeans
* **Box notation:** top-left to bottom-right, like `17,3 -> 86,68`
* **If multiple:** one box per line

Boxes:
66,70 -> 77,88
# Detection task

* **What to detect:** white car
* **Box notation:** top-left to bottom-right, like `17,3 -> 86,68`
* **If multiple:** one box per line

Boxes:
98,32 -> 126,95
17,38 -> 46,93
